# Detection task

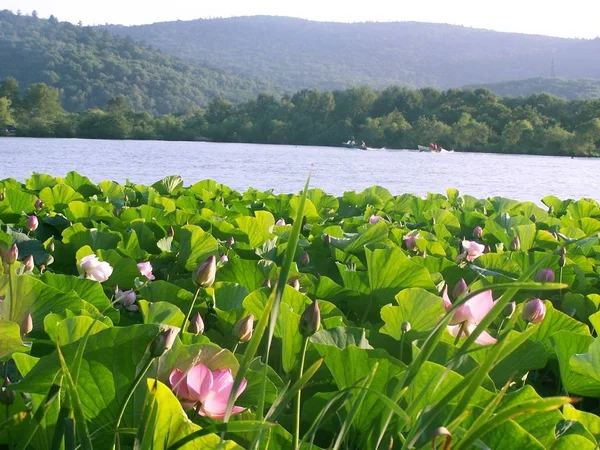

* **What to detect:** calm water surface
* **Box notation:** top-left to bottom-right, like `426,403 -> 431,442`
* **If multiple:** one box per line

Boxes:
1,138 -> 598,202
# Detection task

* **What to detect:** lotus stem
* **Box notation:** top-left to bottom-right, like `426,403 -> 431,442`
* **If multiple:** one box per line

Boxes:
294,336 -> 309,450
181,288 -> 202,332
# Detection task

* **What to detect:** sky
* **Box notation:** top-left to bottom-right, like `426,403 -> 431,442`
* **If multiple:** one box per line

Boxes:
2,0 -> 599,39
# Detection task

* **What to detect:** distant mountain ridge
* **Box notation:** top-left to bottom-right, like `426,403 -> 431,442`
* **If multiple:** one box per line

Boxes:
101,16 -> 600,92
0,10 -> 272,113
465,78 -> 600,100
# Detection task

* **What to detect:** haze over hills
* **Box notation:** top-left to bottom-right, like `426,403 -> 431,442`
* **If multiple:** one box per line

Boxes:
0,10 -> 271,113
102,16 -> 600,92
466,78 -> 600,100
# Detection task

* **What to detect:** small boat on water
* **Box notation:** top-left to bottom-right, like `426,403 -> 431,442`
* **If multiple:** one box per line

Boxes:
418,143 -> 453,153
342,140 -> 357,149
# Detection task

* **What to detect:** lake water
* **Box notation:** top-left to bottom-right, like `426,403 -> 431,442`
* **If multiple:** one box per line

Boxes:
1,138 -> 598,202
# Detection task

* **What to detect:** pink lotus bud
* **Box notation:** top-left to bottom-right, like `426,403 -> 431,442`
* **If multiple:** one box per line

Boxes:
193,255 -> 217,288
1,377 -> 15,405
35,199 -> 44,210
369,215 -> 381,224
503,301 -> 516,318
168,226 -> 175,238
21,313 -> 33,335
26,215 -> 39,232
263,278 -> 272,288
226,236 -> 235,248
300,251 -> 310,266
4,244 -> 18,265
275,218 -> 286,226
452,278 -> 468,299
473,226 -> 483,239
288,277 -> 300,291
189,312 -> 204,335
219,254 -> 229,264
522,298 -> 546,324
150,327 -> 178,358
299,300 -> 321,337
23,255 -> 34,272
49,242 -> 55,252
535,268 -> 555,283
510,236 -> 521,251
233,314 -> 254,343
116,289 -> 137,307
404,235 -> 417,251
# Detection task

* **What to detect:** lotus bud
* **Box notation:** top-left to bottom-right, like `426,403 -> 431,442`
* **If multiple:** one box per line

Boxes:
452,278 -> 468,299
535,268 -> 555,283
168,226 -> 175,238
369,215 -> 381,224
0,192 -> 4,201
226,236 -> 235,248
49,242 -> 55,252
1,377 -> 15,405
113,208 -> 120,217
193,255 -> 217,288
522,298 -> 546,324
116,289 -> 136,307
503,301 -> 516,318
529,214 -> 537,223
21,313 -> 33,336
288,277 -> 300,291
404,235 -> 417,251
430,217 -> 436,226
35,199 -> 43,210
323,234 -> 331,246
263,278 -> 272,288
149,328 -> 178,358
219,254 -> 229,265
189,312 -> 204,335
26,215 -> 39,232
299,300 -> 321,337
233,314 -> 254,343
559,247 -> 567,267
23,255 -> 34,273
4,244 -> 18,265
473,226 -> 483,239
432,427 -> 452,449
275,218 -> 286,226
510,236 -> 521,251
401,321 -> 411,333
124,195 -> 129,203
300,251 -> 310,267
548,205 -> 554,215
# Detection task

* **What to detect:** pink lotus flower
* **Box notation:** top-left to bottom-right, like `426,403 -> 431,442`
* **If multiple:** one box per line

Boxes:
26,215 -> 39,232
443,289 -> 498,345
79,255 -> 113,282
457,240 -> 485,262
137,261 -> 155,280
169,364 -> 247,419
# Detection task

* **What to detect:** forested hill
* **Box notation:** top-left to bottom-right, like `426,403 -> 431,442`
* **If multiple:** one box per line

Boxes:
465,78 -> 600,100
0,11 -> 271,113
102,16 -> 600,92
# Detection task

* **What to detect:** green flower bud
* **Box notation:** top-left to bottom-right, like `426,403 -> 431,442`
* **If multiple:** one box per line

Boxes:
233,315 -> 254,343
150,327 -> 178,358
299,300 -> 321,337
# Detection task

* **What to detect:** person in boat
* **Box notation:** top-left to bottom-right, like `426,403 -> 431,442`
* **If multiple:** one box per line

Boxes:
361,141 -> 367,150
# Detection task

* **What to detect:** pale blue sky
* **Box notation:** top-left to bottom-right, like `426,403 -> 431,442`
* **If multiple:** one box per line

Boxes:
2,0 -> 599,39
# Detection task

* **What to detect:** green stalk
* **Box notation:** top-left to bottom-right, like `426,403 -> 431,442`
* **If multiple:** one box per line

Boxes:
293,337 -> 309,449
8,264 -> 14,322
181,288 -> 201,332
112,356 -> 154,450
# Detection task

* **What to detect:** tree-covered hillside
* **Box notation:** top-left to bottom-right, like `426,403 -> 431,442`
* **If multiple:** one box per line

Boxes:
0,10 -> 272,113
102,16 -> 600,92
465,78 -> 600,100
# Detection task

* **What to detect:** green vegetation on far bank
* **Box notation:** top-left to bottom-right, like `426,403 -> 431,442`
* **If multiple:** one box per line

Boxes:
2,77 -> 600,156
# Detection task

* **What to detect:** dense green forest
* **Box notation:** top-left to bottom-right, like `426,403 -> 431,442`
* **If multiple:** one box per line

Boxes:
3,78 -> 600,156
0,10 -> 271,114
103,16 -> 600,92
467,78 -> 600,100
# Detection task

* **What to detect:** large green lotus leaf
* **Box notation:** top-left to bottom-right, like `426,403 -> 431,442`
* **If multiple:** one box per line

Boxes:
590,310 -> 600,332
427,209 -> 461,234
520,301 -> 590,358
152,196 -> 177,212
563,293 -> 600,324
336,262 -> 370,295
5,188 -> 37,214
359,186 -> 392,209
513,224 -> 537,252
511,201 -> 549,222
43,311 -> 112,342
0,272 -> 102,339
0,319 -> 30,361
542,195 -> 571,216
50,316 -> 110,344
62,222 -> 121,256
65,200 -> 117,225
307,188 -> 339,217
330,221 -> 389,255
551,330 -> 600,397
139,300 -> 185,327
289,195 -> 320,223
139,280 -> 195,313
567,199 -> 600,220
472,253 -> 522,280
127,220 -> 160,254
277,303 -> 303,374
25,173 -> 57,191
476,415 -> 545,450
498,385 -> 564,447
6,228 -> 52,266
563,404 -> 600,441
177,225 -> 219,271
366,246 -> 436,305
235,211 -> 275,248
214,282 -> 250,311
137,379 -> 242,450
237,367 -> 279,407
314,275 -> 353,302
311,329 -> 404,436
119,229 -> 151,260
552,434 -> 597,450
97,249 -> 142,289
120,205 -> 173,226
379,288 -> 445,342
535,229 -> 561,251
39,184 -> 83,212
64,171 -> 102,197
570,339 -> 600,383
41,272 -> 115,319
217,258 -> 267,292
